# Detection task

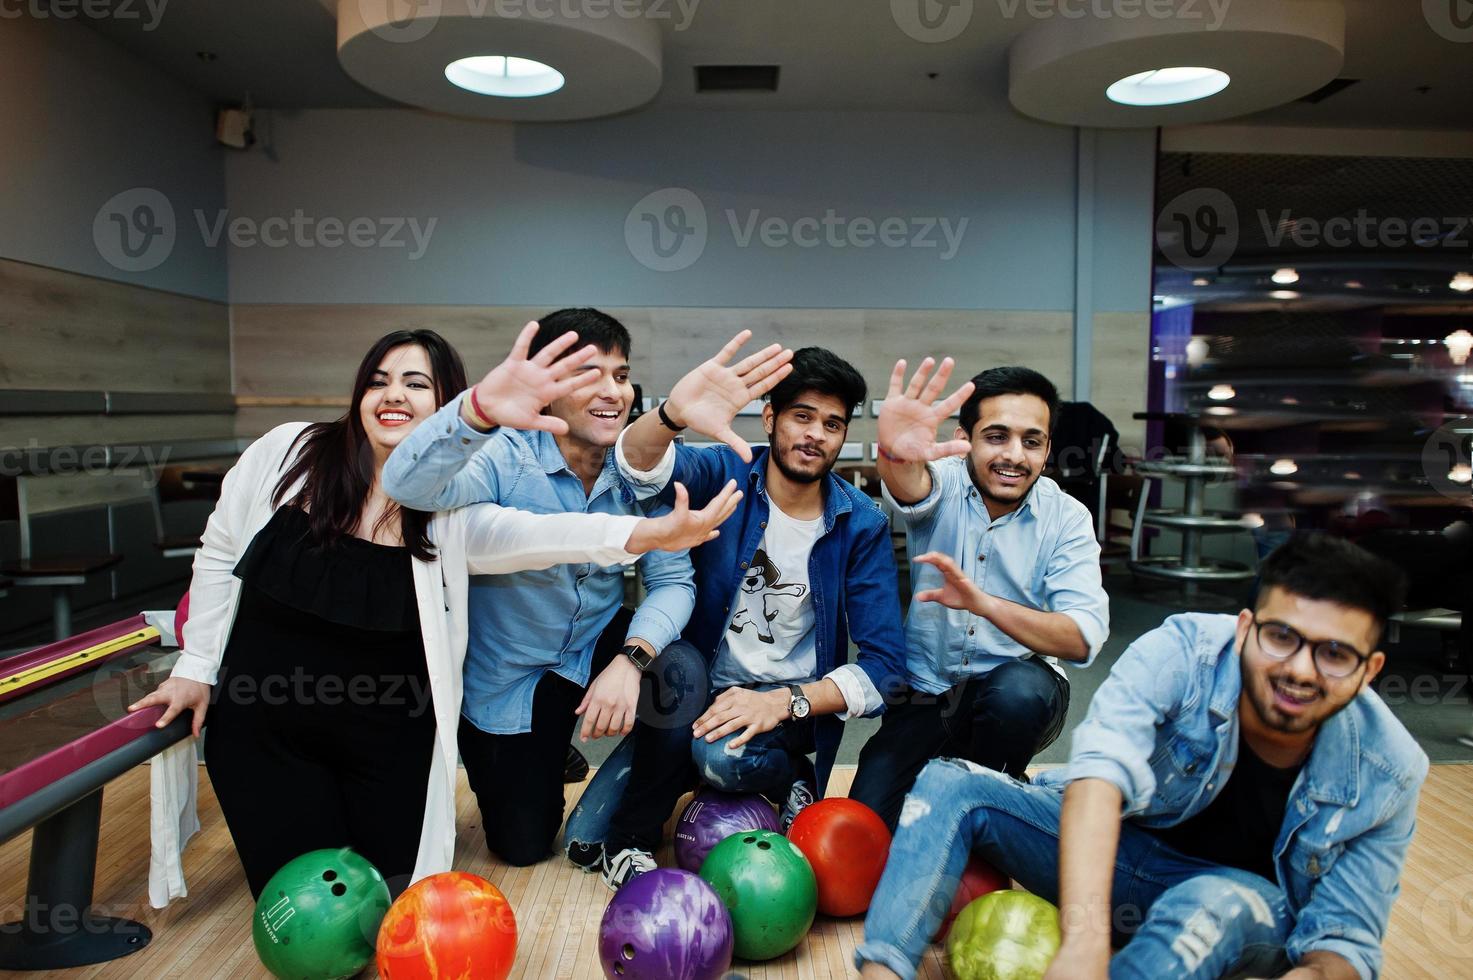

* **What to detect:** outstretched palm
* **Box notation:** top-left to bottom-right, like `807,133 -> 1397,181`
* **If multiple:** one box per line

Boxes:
877,357 -> 975,463
912,552 -> 986,614
665,330 -> 794,462
474,321 -> 601,434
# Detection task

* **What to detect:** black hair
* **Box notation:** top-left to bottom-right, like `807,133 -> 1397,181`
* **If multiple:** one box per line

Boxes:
766,347 -> 867,422
957,366 -> 1061,439
1256,532 -> 1408,639
530,308 -> 631,360
274,329 -> 468,562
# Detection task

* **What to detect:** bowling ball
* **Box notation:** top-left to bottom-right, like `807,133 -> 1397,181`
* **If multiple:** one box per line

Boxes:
673,788 -> 780,872
698,830 -> 817,961
946,890 -> 1061,980
252,848 -> 390,980
787,798 -> 891,917
597,868 -> 733,980
174,590 -> 190,647
376,871 -> 517,980
936,853 -> 1011,940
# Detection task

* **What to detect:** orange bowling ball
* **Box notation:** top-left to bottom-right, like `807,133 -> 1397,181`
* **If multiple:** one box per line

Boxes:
786,798 -> 892,917
935,853 -> 1010,940
375,871 -> 517,980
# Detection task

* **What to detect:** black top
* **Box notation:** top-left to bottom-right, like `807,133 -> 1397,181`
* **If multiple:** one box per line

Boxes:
217,506 -> 432,728
1148,734 -> 1303,882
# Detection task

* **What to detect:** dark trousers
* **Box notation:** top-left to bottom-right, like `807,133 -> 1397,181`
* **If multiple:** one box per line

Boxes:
848,655 -> 1069,831
458,606 -> 631,867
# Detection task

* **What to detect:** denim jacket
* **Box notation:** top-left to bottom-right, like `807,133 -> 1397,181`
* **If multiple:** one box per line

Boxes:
1037,613 -> 1428,980
622,441 -> 910,794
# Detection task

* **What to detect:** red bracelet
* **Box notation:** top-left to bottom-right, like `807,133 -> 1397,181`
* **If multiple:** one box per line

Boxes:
466,386 -> 495,430
876,446 -> 906,464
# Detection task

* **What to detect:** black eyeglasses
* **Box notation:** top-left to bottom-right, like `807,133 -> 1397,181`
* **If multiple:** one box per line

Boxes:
1251,616 -> 1371,679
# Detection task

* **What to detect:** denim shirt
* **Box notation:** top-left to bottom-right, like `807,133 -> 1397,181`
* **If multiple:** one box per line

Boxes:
381,393 -> 696,735
1038,613 -> 1428,979
883,457 -> 1109,693
618,440 -> 910,794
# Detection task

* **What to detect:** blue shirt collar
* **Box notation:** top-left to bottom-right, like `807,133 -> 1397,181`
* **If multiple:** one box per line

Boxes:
524,429 -> 629,502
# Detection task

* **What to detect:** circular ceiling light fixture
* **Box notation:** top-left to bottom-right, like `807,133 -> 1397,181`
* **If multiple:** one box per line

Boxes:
1105,67 -> 1230,106
1271,267 -> 1300,285
445,55 -> 565,98
1450,272 -> 1473,293
337,0 -> 661,121
1008,0 -> 1343,127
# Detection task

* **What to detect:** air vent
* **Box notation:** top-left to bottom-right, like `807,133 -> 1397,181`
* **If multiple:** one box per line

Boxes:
695,65 -> 780,92
1296,78 -> 1359,104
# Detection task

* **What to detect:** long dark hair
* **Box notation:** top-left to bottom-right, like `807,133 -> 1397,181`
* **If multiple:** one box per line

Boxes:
272,330 -> 468,561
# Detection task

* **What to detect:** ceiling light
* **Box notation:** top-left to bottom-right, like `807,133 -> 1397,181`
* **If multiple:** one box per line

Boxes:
1451,464 -> 1473,486
1208,384 -> 1235,401
445,56 -> 565,97
1450,272 -> 1473,293
1186,337 -> 1209,367
1192,277 -> 1211,287
1269,458 -> 1298,476
1446,329 -> 1473,365
1105,67 -> 1231,106
1344,280 -> 1364,289
1269,290 -> 1300,300
1271,267 -> 1299,285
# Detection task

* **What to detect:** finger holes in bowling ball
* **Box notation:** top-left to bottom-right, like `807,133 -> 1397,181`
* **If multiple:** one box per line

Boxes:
757,840 -> 771,850
743,835 -> 756,843
612,964 -> 625,976
621,943 -> 635,960
331,883 -> 347,897
323,870 -> 338,882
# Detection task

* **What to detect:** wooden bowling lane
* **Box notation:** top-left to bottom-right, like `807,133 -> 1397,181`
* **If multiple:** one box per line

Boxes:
1,765 -> 1469,978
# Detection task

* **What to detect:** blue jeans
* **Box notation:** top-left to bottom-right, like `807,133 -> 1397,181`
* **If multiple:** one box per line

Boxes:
689,711 -> 816,799
856,759 -> 1294,980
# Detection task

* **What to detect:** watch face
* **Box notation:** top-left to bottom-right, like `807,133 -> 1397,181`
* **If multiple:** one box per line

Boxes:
791,696 -> 811,719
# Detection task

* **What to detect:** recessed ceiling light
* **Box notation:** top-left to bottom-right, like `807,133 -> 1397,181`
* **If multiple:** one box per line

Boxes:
1269,290 -> 1300,300
445,56 -> 565,98
1270,458 -> 1298,476
1344,280 -> 1364,289
1451,272 -> 1473,293
1192,277 -> 1210,287
1208,384 -> 1235,401
1105,67 -> 1230,106
1271,267 -> 1299,285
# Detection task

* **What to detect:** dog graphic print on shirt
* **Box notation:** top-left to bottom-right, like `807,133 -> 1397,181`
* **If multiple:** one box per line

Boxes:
728,549 -> 808,644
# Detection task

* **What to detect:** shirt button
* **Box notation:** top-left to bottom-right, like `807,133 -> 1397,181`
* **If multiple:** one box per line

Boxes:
740,561 -> 748,569
978,554 -> 985,562
460,438 -> 470,445
760,521 -> 767,529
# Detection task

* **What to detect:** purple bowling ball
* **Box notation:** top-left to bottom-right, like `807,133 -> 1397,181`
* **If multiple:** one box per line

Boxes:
673,788 -> 780,872
598,868 -> 733,980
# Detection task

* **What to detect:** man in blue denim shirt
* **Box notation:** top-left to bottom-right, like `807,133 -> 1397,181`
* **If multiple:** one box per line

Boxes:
381,309 -> 699,870
565,336 -> 910,888
858,533 -> 1426,980
849,362 -> 1110,830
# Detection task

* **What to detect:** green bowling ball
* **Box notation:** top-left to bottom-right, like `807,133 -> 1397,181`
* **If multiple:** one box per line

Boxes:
946,890 -> 1062,980
698,830 -> 817,961
252,848 -> 392,980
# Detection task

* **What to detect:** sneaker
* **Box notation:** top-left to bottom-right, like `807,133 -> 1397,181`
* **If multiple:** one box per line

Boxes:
601,847 -> 657,891
779,779 -> 816,833
564,744 -> 590,783
566,839 -> 604,873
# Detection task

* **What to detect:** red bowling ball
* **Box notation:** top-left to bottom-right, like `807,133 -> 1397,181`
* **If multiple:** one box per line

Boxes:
935,853 -> 1010,940
786,798 -> 892,917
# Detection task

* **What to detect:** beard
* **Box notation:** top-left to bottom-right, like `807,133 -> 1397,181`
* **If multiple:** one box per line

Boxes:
770,437 -> 835,485
1242,663 -> 1332,735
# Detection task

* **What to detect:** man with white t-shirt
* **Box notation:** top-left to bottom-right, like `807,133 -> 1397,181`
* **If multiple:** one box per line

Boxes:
564,339 -> 909,889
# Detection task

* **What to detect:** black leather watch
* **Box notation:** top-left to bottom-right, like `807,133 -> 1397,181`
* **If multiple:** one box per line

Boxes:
622,643 -> 655,672
787,684 -> 811,720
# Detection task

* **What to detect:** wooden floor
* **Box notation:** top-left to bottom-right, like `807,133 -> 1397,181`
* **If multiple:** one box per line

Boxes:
2,765 -> 1470,979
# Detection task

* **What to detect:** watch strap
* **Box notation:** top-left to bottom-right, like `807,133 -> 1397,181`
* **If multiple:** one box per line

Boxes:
622,643 -> 655,672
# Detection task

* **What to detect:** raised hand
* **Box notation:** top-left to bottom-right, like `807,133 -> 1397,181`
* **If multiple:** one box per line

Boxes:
662,330 -> 794,462
877,357 -> 975,464
469,321 -> 602,434
912,551 -> 990,617
625,481 -> 743,554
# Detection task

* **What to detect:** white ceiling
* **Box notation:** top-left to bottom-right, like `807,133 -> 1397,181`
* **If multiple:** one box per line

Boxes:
80,0 -> 1473,128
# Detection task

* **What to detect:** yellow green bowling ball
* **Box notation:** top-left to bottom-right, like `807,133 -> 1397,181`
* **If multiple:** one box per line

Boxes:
946,890 -> 1061,980
252,848 -> 391,980
698,830 -> 817,961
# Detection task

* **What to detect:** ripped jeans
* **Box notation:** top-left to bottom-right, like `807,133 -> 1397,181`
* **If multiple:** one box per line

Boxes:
856,759 -> 1294,980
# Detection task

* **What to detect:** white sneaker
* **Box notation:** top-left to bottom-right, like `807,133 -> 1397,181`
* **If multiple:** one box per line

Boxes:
780,779 -> 817,833
601,847 -> 657,891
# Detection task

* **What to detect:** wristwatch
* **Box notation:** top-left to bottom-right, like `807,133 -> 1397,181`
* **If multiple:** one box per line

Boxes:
787,684 -> 811,720
622,643 -> 655,672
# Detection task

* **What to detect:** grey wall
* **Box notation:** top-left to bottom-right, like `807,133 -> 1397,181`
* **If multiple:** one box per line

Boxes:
222,105 -> 1155,312
0,15 -> 227,301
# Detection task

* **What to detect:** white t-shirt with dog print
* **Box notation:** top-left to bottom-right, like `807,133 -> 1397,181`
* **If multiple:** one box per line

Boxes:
710,501 -> 823,690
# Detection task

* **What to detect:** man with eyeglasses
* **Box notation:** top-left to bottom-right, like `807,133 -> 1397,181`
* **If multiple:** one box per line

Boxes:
857,532 -> 1427,980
